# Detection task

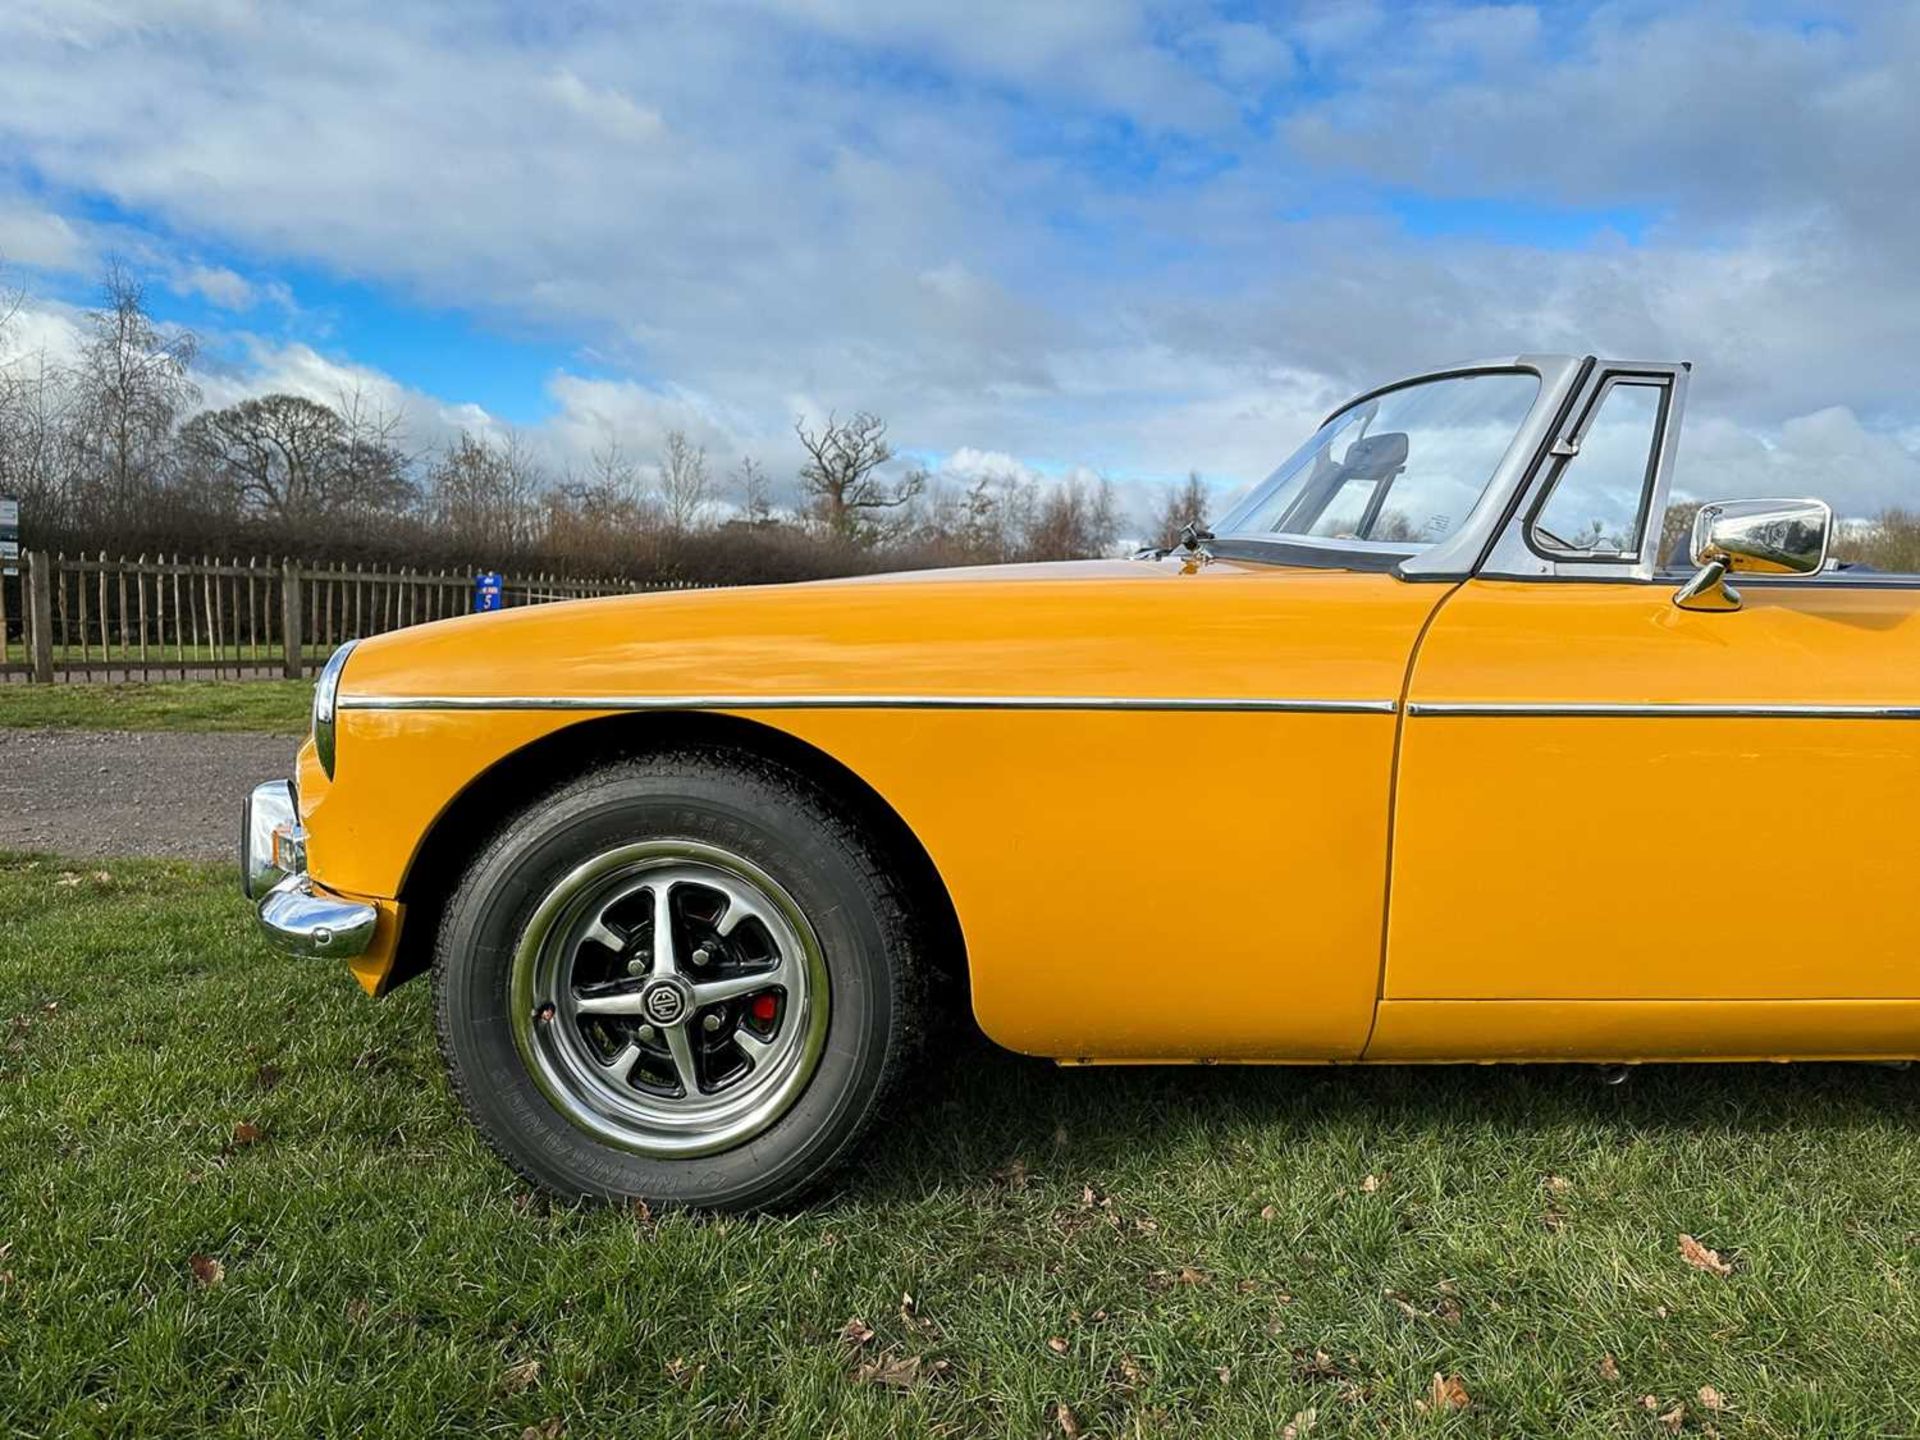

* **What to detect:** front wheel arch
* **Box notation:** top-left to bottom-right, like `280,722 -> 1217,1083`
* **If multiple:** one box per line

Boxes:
385,710 -> 968,1005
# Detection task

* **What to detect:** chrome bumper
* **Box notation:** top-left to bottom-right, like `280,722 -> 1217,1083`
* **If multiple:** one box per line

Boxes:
241,780 -> 377,958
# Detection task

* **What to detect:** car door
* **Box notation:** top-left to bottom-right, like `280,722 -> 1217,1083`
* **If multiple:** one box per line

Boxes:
1376,360 -> 1920,1059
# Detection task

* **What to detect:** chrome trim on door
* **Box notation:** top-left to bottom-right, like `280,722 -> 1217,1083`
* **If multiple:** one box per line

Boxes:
1408,701 -> 1920,719
338,693 -> 1400,715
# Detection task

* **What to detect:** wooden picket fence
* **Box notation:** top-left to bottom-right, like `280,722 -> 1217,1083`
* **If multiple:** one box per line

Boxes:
0,553 -> 711,683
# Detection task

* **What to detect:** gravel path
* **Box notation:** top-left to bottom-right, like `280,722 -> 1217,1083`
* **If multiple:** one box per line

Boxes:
0,729 -> 300,861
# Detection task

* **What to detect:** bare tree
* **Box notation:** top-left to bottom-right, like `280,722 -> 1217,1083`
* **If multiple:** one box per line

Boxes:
657,429 -> 710,531
1025,475 -> 1119,560
0,262 -> 21,413
177,392 -> 414,526
0,350 -> 73,523
794,410 -> 923,544
426,430 -> 546,552
948,465 -> 1025,562
547,432 -> 657,561
0,265 -> 30,500
587,434 -> 641,506
65,263 -> 199,523
1152,470 -> 1210,549
732,454 -> 772,525
334,383 -> 419,519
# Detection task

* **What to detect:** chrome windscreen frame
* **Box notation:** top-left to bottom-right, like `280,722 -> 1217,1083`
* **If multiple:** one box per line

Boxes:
1204,354 -> 1590,581
1392,353 -> 1589,580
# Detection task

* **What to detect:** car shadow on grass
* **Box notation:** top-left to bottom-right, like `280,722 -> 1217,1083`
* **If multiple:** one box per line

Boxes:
850,1026 -> 1920,1205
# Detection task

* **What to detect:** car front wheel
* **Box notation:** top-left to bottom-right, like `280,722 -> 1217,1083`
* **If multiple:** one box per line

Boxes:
433,747 -> 928,1210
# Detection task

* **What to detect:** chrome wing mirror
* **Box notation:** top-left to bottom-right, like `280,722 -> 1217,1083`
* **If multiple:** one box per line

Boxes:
1672,497 -> 1831,612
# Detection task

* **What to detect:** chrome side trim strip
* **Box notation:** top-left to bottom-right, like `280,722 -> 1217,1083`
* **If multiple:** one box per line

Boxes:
1409,701 -> 1920,719
339,693 -> 1399,715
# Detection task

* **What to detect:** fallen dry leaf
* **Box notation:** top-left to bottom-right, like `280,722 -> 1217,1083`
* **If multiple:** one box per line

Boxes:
1639,1394 -> 1661,1412
345,1298 -> 371,1324
1281,1409 -> 1317,1439
55,873 -> 81,888
1114,1355 -> 1145,1393
1047,1336 -> 1070,1356
1546,1174 -> 1574,1194
1698,1384 -> 1726,1411
1359,1174 -> 1380,1193
188,1253 -> 224,1288
1428,1373 -> 1470,1412
1599,1353 -> 1620,1383
664,1356 -> 703,1388
1658,1402 -> 1686,1432
1259,1203 -> 1278,1222
519,1420 -> 564,1440
854,1353 -> 927,1390
1053,1401 -> 1081,1437
1293,1347 -> 1345,1382
1215,1365 -> 1232,1385
500,1358 -> 542,1395
840,1317 -> 875,1348
1175,1266 -> 1209,1287
1434,1297 -> 1464,1325
229,1121 -> 266,1149
1678,1233 -> 1734,1277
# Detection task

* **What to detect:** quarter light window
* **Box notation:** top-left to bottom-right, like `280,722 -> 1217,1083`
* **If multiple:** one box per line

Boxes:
1530,381 -> 1664,560
1214,371 -> 1540,548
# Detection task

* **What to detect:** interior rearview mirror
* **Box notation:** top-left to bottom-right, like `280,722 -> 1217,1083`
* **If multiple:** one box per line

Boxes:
1674,497 -> 1832,612
1340,431 -> 1409,480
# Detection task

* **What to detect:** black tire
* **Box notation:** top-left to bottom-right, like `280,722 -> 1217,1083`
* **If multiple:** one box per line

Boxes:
432,747 -> 927,1210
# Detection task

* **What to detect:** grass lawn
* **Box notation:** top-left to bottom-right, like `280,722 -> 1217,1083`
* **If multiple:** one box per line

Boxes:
3,855 -> 1917,1437
0,680 -> 311,733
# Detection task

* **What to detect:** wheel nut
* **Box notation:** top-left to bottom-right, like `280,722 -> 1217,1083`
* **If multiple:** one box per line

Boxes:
702,1012 -> 723,1033
637,1024 -> 657,1042
691,947 -> 712,966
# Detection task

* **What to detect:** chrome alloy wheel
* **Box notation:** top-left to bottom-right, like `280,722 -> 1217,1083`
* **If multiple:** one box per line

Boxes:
509,840 -> 830,1158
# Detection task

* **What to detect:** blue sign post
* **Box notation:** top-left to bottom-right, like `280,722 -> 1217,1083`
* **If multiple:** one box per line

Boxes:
474,571 -> 504,613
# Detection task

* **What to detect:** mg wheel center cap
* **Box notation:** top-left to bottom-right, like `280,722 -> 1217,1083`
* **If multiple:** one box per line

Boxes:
640,977 -> 693,1026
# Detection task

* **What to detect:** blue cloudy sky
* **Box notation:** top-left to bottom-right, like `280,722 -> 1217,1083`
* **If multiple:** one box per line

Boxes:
2,0 -> 1917,520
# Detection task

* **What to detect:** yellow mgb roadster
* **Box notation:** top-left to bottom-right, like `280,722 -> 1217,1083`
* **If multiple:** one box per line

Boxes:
241,354 -> 1917,1209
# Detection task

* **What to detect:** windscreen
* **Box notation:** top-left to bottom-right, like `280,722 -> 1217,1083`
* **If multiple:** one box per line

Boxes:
1214,371 -> 1541,549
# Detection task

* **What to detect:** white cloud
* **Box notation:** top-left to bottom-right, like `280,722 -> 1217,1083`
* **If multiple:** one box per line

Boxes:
2,0 -> 1920,529
169,263 -> 281,311
545,69 -> 668,144
0,200 -> 86,271
1677,407 -> 1920,520
0,294 -> 83,368
185,336 -> 507,461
